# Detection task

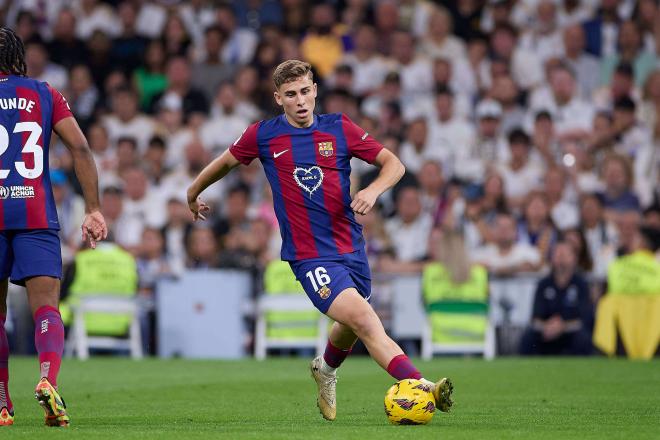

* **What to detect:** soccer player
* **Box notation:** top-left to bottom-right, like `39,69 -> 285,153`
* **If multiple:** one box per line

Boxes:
187,60 -> 453,420
0,27 -> 107,427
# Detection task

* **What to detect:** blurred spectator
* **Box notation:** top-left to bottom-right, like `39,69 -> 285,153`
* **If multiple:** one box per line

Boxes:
592,62 -> 640,111
561,228 -> 594,274
161,197 -> 193,274
615,209 -> 642,256
216,4 -> 258,66
543,167 -> 579,230
48,9 -> 88,69
86,30 -> 115,89
65,64 -> 99,130
75,0 -> 119,40
385,186 -> 433,262
191,26 -> 236,102
179,0 -> 216,48
25,37 -> 68,91
421,5 -> 467,61
427,86 -> 476,176
214,184 -> 252,247
150,56 -> 209,121
14,11 -> 37,42
489,74 -> 526,135
472,212 -> 542,276
103,86 -> 155,152
390,30 -> 433,97
234,0 -> 283,30
496,128 -> 544,208
398,118 -> 435,174
185,226 -> 220,269
519,0 -> 563,64
136,227 -> 176,296
485,23 -> 543,91
120,167 -> 167,250
520,241 -> 593,355
143,136 -> 169,186
111,1 -> 148,74
528,63 -> 595,138
133,39 -> 168,111
200,82 -> 253,155
417,160 -> 447,220
517,192 -> 558,263
561,24 -> 600,99
357,206 -> 393,268
340,24 -> 390,97
300,3 -> 347,78
161,12 -> 191,58
455,99 -> 507,184
580,194 -> 618,279
100,185 -> 127,243
601,20 -> 657,87
155,93 -> 194,170
597,154 -> 641,214
135,0 -> 167,39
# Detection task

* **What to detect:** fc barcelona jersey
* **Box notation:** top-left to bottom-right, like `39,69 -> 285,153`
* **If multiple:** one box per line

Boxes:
0,75 -> 72,230
229,113 -> 383,261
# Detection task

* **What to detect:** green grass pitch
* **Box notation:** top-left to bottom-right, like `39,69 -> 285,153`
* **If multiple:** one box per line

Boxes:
2,357 -> 658,439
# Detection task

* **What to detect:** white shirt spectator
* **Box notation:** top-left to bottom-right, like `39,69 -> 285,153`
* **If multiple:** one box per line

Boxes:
200,112 -> 251,155
528,88 -> 595,135
340,53 -> 392,97
471,243 -> 541,272
384,213 -> 433,262
74,0 -> 120,39
398,57 -> 434,98
135,2 -> 167,38
103,114 -> 155,153
34,63 -> 68,92
497,161 -> 544,200
426,117 -> 476,176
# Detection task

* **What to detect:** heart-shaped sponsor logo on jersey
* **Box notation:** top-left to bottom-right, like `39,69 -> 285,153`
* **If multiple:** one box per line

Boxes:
293,166 -> 324,196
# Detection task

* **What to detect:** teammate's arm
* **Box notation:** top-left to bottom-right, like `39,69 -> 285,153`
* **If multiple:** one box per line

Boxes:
186,149 -> 241,221
351,148 -> 405,215
54,117 -> 107,248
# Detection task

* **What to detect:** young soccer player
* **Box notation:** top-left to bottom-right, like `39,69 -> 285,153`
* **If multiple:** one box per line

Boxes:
187,60 -> 453,421
0,27 -> 107,427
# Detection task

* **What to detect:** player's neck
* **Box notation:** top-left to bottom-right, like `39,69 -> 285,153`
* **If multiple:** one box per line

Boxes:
283,112 -> 314,129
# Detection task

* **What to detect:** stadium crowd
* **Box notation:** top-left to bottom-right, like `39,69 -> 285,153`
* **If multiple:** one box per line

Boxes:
2,0 -> 660,356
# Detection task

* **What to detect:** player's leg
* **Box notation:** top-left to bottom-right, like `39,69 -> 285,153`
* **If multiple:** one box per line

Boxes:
0,232 -> 14,425
326,288 -> 453,412
0,279 -> 14,426
12,230 -> 68,427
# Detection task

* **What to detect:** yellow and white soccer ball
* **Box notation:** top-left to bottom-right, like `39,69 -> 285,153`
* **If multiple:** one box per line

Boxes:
384,379 -> 436,425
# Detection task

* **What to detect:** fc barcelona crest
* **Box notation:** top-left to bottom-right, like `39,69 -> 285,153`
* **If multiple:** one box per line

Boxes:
318,141 -> 334,157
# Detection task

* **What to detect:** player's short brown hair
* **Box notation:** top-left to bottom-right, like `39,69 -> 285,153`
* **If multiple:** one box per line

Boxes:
273,59 -> 313,89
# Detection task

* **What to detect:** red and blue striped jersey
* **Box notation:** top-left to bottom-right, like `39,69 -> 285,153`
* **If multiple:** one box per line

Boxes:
230,113 -> 383,261
0,75 -> 72,230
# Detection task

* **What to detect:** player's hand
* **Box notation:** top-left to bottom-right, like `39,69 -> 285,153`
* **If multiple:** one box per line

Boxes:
81,210 -> 108,249
351,188 -> 378,215
188,195 -> 210,221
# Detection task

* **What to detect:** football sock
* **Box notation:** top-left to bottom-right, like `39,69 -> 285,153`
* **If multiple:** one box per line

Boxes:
322,340 -> 352,374
34,306 -> 64,388
386,354 -> 422,380
0,314 -> 12,412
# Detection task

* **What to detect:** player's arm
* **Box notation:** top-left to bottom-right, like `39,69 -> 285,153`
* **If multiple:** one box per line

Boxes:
186,148 -> 241,221
54,117 -> 107,248
351,148 -> 405,215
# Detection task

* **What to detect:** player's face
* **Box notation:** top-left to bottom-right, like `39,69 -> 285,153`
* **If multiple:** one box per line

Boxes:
274,75 -> 317,128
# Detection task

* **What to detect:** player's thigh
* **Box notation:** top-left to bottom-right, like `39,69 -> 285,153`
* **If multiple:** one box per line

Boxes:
10,229 -> 62,285
291,260 -> 366,314
326,287 -> 384,339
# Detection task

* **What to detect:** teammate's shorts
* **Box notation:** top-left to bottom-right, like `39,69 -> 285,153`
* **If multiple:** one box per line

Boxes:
289,248 -> 372,314
0,229 -> 62,286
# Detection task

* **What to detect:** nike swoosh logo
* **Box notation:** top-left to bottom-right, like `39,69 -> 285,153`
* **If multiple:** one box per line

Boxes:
273,149 -> 289,158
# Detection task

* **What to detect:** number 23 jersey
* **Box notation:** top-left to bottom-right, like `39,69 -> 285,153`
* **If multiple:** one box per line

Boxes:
0,75 -> 72,230
229,113 -> 383,261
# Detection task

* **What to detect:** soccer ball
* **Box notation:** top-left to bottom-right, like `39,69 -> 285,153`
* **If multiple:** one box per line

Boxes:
384,379 -> 436,425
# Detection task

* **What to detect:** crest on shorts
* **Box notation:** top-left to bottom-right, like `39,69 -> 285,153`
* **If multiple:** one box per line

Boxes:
318,285 -> 331,299
318,141 -> 334,157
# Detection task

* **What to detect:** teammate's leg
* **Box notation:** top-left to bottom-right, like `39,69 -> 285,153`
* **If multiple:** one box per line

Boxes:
26,276 -> 69,427
0,279 -> 14,425
326,288 -> 453,411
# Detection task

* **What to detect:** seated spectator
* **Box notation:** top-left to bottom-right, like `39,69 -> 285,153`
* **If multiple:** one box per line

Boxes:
615,209 -> 642,256
544,167 -> 579,230
200,82 -> 252,155
24,37 -> 68,91
517,192 -> 558,264
136,227 -> 176,296
496,128 -> 544,209
561,228 -> 594,275
384,186 -> 433,263
472,212 -> 542,276
580,193 -> 618,279
214,183 -> 253,246
133,39 -> 168,111
103,86 -> 155,151
191,25 -> 236,102
520,241 -> 593,355
597,154 -> 641,215
185,226 -> 220,269
149,56 -> 209,122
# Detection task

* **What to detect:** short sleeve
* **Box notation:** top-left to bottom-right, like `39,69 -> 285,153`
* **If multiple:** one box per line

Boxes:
229,122 -> 260,165
47,84 -> 73,126
341,114 -> 383,163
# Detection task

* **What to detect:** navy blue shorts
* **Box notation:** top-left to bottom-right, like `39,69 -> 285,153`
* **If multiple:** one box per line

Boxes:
0,229 -> 62,286
289,249 -> 372,314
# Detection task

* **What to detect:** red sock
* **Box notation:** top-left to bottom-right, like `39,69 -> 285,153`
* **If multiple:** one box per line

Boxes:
386,354 -> 422,380
323,340 -> 352,369
34,306 -> 64,387
0,314 -> 12,411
